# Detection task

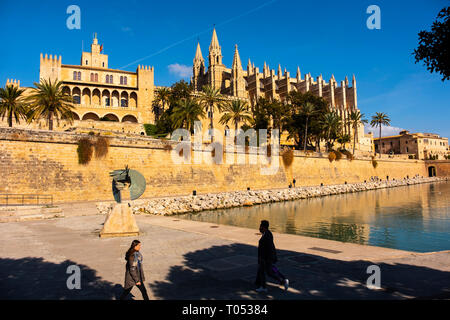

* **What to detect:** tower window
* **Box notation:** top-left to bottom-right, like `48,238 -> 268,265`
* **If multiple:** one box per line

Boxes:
86,60 -> 88,65
120,76 -> 123,84
102,62 -> 105,67
110,75 -> 113,83
77,72 -> 81,80
90,73 -> 94,81
73,71 -> 77,80
124,77 -> 127,85
95,74 -> 98,82
106,75 -> 109,83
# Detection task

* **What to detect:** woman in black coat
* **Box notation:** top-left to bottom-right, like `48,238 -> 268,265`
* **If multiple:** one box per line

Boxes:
119,240 -> 149,300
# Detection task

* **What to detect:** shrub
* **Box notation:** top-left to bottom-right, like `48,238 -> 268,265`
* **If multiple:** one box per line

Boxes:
372,159 -> 378,168
266,144 -> 272,158
94,136 -> 109,158
334,150 -> 342,161
144,123 -> 158,136
163,143 -> 173,151
282,148 -> 294,167
328,152 -> 336,162
340,149 -> 354,160
77,138 -> 93,165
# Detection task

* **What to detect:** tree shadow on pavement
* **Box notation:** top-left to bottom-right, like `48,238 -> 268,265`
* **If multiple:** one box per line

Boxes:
148,243 -> 450,300
0,257 -> 123,300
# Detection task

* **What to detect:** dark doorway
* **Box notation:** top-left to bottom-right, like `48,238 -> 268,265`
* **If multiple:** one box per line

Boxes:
428,166 -> 436,177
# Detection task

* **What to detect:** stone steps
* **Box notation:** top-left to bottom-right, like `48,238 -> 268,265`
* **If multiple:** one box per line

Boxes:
0,206 -> 64,223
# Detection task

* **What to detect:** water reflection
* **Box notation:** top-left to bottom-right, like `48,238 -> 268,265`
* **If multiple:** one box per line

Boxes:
179,182 -> 450,252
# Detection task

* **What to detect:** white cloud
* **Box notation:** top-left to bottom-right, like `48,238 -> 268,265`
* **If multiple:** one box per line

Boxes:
364,124 -> 406,137
168,63 -> 192,78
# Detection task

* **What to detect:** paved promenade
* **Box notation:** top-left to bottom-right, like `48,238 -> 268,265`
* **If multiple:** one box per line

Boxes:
0,213 -> 449,300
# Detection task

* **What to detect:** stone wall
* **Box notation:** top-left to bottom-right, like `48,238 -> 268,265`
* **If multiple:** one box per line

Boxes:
0,128 -> 431,203
425,160 -> 450,177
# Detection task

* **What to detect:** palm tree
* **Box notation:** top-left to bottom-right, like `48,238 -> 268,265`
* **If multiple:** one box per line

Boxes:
349,110 -> 368,155
337,133 -> 352,151
154,87 -> 171,112
197,85 -> 222,142
219,99 -> 252,141
370,112 -> 391,158
170,98 -> 205,133
320,112 -> 342,151
300,102 -> 317,151
26,78 -> 75,130
0,85 -> 28,127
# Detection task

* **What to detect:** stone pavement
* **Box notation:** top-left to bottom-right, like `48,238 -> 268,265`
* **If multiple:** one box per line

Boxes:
0,214 -> 449,300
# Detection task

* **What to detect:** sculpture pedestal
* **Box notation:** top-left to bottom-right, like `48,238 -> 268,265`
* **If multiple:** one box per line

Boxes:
99,203 -> 139,238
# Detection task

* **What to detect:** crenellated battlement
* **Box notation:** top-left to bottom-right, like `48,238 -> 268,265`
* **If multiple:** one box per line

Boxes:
40,53 -> 62,65
6,79 -> 20,88
137,64 -> 154,72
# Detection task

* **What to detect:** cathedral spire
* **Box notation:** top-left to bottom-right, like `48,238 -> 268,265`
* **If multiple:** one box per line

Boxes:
208,27 -> 222,66
247,58 -> 252,75
209,27 -> 220,50
352,74 -> 356,88
296,66 -> 301,80
194,41 -> 203,62
232,44 -> 243,71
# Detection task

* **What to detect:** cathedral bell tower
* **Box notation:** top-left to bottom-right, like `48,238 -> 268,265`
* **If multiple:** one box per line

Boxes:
207,28 -> 226,92
192,41 -> 206,92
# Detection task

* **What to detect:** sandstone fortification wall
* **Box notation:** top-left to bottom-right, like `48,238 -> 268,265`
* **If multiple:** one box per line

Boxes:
0,128 -> 430,203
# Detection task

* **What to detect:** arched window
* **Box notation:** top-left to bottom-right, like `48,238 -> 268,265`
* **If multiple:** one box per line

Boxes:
90,73 -> 94,81
106,75 -> 109,83
95,74 -> 98,82
120,76 -> 123,85
85,60 -> 88,65
73,71 -> 77,80
124,77 -> 127,85
77,72 -> 81,80
110,75 -> 113,83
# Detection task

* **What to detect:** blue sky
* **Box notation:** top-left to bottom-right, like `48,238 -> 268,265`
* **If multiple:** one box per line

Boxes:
0,0 -> 448,137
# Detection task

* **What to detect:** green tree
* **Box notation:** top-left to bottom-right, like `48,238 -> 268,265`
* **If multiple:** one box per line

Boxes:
413,6 -> 450,81
170,98 -> 205,134
300,102 -> 318,151
370,112 -> 391,158
320,112 -> 342,151
0,85 -> 28,127
154,80 -> 193,134
154,87 -> 171,112
284,91 -> 328,150
197,85 -> 222,142
337,133 -> 351,151
219,99 -> 252,140
349,110 -> 368,155
26,78 -> 75,130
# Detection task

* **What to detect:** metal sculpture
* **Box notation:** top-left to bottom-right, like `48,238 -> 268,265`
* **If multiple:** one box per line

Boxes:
110,165 -> 146,203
